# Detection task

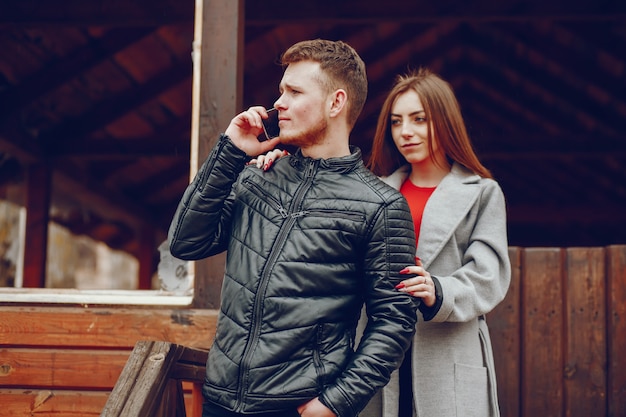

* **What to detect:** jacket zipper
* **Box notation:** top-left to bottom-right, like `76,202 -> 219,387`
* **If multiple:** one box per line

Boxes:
234,160 -> 318,410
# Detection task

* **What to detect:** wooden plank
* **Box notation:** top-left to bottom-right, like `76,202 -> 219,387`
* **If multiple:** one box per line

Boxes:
102,341 -> 184,417
0,389 -> 108,417
171,362 -> 207,382
0,386 -> 198,417
488,246 -> 521,417
155,379 -> 187,417
521,248 -> 564,417
0,388 -> 198,417
100,341 -> 207,417
190,382 -> 204,417
0,348 -> 128,389
0,307 -> 217,349
564,248 -> 607,417
607,245 -> 626,416
99,341 -> 155,416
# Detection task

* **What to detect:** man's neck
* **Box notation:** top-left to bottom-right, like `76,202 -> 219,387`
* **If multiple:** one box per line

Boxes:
300,141 -> 351,159
300,122 -> 352,159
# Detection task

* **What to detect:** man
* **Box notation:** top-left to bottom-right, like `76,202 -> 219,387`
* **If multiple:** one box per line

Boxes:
168,39 -> 419,417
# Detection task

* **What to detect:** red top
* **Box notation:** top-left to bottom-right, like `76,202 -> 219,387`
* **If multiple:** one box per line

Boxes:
399,179 -> 437,245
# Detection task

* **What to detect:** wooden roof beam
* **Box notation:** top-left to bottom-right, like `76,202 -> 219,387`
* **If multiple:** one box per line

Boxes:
43,62 -> 191,154
1,0 -> 624,27
0,27 -> 155,119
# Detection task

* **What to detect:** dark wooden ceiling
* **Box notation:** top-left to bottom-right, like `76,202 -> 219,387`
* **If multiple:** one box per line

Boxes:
1,0 -> 625,267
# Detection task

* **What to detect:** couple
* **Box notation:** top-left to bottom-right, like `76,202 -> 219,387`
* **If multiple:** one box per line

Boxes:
168,39 -> 511,417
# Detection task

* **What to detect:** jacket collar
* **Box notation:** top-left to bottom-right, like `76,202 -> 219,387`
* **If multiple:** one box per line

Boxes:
289,146 -> 363,174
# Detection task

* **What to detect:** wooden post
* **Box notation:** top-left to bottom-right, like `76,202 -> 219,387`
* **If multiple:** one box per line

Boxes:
189,0 -> 244,308
137,226 -> 155,289
22,162 -> 51,287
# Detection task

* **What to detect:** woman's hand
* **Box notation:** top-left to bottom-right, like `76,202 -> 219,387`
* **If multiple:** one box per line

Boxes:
395,257 -> 436,307
249,148 -> 289,170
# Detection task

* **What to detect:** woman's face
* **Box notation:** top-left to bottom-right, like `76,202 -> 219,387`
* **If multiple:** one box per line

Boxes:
390,89 -> 441,166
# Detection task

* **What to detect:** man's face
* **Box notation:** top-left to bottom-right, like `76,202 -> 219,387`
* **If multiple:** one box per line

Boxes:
273,60 -> 330,148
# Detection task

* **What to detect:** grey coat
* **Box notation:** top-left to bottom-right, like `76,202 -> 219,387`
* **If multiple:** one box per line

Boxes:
359,163 -> 511,417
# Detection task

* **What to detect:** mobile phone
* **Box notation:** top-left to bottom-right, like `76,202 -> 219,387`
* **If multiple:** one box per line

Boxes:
261,108 -> 280,140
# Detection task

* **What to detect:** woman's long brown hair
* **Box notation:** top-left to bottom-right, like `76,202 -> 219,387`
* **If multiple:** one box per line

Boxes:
367,68 -> 492,179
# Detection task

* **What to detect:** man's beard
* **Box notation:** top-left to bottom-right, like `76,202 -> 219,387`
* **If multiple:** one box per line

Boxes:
279,117 -> 328,148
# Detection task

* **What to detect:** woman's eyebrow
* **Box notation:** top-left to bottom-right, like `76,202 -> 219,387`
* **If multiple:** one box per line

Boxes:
390,110 -> 425,117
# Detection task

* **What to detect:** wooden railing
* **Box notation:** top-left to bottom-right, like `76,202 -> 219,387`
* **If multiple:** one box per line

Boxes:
1,245 -> 625,417
101,341 -> 208,417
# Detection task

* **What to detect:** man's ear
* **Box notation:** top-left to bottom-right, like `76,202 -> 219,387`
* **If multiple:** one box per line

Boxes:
329,89 -> 347,118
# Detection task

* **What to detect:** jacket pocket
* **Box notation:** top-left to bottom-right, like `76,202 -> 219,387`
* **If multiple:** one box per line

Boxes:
242,177 -> 289,218
312,323 -> 326,391
304,208 -> 366,224
311,322 -> 354,392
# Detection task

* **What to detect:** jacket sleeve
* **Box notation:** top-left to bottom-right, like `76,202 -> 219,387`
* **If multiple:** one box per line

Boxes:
168,135 -> 249,261
319,191 -> 420,417
432,180 -> 511,322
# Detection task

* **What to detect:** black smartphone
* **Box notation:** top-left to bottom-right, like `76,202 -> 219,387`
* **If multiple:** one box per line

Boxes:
261,108 -> 280,140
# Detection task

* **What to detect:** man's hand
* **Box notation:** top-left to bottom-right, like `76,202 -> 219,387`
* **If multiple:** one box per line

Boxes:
225,106 -> 281,156
297,397 -> 336,417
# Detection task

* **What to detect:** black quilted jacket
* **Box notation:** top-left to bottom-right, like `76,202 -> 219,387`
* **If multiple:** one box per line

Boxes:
168,135 -> 419,417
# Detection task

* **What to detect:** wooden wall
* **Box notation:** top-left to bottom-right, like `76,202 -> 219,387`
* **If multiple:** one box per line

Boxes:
1,245 -> 625,417
489,245 -> 626,417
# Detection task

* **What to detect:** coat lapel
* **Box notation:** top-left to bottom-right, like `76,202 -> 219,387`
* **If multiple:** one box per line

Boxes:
382,163 -> 482,270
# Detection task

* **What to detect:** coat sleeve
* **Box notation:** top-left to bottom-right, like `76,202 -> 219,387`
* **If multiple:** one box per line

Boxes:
432,180 -> 511,322
319,190 -> 420,417
168,135 -> 249,261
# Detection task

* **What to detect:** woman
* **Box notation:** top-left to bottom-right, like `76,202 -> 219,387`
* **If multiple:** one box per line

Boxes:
361,68 -> 511,417
254,68 -> 511,417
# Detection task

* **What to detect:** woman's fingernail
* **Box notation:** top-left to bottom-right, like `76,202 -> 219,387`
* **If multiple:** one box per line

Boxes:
399,268 -> 410,274
395,282 -> 405,289
415,256 -> 421,262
